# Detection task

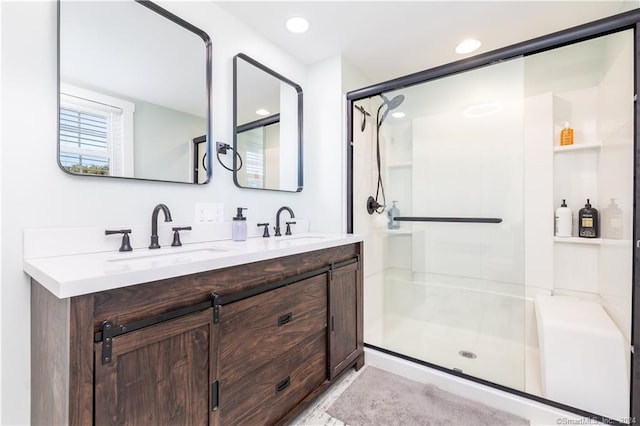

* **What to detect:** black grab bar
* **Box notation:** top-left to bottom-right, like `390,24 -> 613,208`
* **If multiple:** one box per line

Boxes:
393,217 -> 502,224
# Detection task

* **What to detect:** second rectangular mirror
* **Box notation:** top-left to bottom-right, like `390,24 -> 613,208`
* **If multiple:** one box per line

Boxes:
233,53 -> 303,192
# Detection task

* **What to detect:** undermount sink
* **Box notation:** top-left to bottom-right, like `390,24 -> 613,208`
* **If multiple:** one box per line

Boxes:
108,247 -> 229,266
277,235 -> 328,244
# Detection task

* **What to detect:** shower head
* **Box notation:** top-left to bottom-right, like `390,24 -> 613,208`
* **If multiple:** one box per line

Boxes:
380,94 -> 405,124
383,94 -> 405,110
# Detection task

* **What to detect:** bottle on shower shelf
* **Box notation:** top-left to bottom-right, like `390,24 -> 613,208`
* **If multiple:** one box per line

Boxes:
602,198 -> 623,239
387,201 -> 400,230
560,122 -> 574,146
578,199 -> 599,238
554,199 -> 572,237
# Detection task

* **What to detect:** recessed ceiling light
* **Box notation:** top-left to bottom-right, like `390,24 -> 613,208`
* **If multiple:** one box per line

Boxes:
392,111 -> 405,119
256,109 -> 270,116
455,39 -> 481,55
286,16 -> 309,34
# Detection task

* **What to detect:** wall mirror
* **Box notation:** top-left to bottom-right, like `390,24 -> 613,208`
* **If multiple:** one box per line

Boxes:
233,53 -> 303,192
58,0 -> 212,184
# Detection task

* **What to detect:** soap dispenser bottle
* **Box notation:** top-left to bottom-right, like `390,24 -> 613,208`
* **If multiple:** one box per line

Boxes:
387,201 -> 400,230
560,122 -> 574,146
602,198 -> 623,239
232,207 -> 247,241
554,199 -> 572,237
578,199 -> 598,238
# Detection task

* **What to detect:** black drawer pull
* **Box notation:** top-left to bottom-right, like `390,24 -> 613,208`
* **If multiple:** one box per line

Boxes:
277,312 -> 293,326
276,376 -> 291,393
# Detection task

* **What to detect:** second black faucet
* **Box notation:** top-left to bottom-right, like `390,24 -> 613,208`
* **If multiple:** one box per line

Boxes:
149,204 -> 173,249
274,206 -> 295,237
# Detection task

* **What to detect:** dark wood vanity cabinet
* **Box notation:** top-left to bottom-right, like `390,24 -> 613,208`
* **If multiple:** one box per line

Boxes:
31,242 -> 363,426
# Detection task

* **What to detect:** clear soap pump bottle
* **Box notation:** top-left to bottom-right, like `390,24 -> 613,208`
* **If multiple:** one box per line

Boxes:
232,207 -> 247,241
387,201 -> 400,230
602,198 -> 623,239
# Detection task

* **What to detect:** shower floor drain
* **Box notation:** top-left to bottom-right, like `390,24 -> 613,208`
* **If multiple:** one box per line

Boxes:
458,350 -> 477,359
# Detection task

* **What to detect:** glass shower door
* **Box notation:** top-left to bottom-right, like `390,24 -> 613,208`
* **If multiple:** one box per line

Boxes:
357,57 -> 526,391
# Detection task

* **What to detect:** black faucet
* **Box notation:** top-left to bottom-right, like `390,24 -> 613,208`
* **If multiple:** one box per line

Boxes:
274,206 -> 295,237
149,204 -> 173,249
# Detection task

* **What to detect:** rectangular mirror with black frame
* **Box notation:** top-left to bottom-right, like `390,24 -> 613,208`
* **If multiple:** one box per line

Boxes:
58,0 -> 212,184
233,53 -> 303,192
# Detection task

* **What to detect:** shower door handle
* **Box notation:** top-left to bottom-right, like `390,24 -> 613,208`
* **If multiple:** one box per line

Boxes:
393,216 -> 502,224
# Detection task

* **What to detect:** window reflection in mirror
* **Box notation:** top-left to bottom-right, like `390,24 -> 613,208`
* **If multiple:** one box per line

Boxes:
233,54 -> 302,192
58,0 -> 212,184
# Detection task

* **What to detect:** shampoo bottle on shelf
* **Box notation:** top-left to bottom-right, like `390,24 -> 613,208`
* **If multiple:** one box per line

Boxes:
578,199 -> 599,238
602,198 -> 623,239
232,207 -> 247,241
560,122 -> 574,146
554,199 -> 572,237
387,201 -> 400,230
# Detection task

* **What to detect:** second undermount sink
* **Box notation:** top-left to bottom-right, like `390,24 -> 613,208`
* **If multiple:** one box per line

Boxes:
281,235 -> 326,244
107,247 -> 229,266
274,235 -> 330,245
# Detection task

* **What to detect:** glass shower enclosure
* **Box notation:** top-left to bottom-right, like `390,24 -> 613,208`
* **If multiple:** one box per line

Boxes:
349,24 -> 634,422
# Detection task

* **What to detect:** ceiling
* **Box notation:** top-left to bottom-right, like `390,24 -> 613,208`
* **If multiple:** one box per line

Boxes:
216,1 -> 632,84
61,1 -> 206,117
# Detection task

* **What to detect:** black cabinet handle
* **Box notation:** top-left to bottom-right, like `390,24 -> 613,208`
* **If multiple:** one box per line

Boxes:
277,312 -> 293,326
331,315 -> 335,333
276,376 -> 291,393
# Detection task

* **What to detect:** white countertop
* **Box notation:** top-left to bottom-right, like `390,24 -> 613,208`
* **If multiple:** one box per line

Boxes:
24,233 -> 363,299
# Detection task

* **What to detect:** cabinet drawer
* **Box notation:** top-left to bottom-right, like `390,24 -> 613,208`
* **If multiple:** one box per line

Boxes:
220,274 -> 327,381
220,332 -> 327,426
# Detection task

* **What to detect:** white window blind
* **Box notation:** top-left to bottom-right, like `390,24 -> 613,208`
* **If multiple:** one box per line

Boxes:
59,93 -> 125,176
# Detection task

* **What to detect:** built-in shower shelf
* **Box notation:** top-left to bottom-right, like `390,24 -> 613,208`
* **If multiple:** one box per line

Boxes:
386,161 -> 412,168
553,237 -> 628,246
553,237 -> 601,245
386,229 -> 413,236
553,142 -> 601,153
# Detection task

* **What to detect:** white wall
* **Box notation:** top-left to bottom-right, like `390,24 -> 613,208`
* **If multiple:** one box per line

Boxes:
305,54 -> 344,232
134,100 -> 207,181
0,1 -> 343,423
0,0 -> 3,420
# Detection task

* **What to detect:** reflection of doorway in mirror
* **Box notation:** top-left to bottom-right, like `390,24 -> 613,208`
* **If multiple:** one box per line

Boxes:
192,135 -> 208,184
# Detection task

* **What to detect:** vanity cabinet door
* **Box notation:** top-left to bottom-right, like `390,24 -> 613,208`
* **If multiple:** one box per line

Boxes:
94,308 -> 219,426
328,261 -> 363,379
